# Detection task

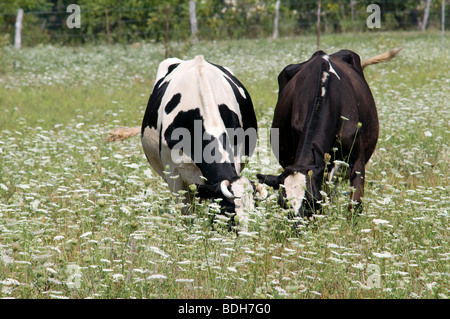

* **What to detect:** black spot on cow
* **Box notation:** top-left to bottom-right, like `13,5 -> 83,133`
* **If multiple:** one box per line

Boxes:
142,80 -> 170,131
164,108 -> 238,185
164,108 -> 203,159
218,104 -> 240,128
222,75 -> 257,135
165,93 -> 181,114
210,62 -> 257,134
167,63 -> 180,75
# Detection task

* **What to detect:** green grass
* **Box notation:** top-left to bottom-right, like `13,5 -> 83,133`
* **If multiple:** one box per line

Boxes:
0,32 -> 449,299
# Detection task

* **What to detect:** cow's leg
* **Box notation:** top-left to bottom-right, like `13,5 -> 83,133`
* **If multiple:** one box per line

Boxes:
348,146 -> 366,213
327,160 -> 350,201
163,169 -> 192,215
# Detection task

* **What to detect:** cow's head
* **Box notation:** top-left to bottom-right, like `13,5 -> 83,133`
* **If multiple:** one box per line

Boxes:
257,165 -> 324,219
195,177 -> 267,230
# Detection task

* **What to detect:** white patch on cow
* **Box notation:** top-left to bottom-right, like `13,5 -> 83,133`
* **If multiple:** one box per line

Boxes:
322,55 -> 340,80
284,173 -> 306,215
321,71 -> 329,97
142,126 -> 164,177
321,71 -> 329,83
230,177 -> 254,231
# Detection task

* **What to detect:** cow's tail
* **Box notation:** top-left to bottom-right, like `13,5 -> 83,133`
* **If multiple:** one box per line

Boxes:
106,126 -> 140,142
361,47 -> 402,70
196,55 -> 217,117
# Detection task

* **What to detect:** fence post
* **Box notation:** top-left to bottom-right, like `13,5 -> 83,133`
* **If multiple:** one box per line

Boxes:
422,0 -> 431,31
442,0 -> 446,49
105,7 -> 112,43
14,8 -> 24,49
189,0 -> 198,42
317,0 -> 321,50
165,5 -> 170,58
273,0 -> 280,39
350,0 -> 355,31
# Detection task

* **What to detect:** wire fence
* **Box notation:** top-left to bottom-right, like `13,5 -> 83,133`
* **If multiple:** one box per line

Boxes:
0,1 -> 448,47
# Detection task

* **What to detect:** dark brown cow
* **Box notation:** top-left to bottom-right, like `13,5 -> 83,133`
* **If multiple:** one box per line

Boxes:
257,49 -> 401,218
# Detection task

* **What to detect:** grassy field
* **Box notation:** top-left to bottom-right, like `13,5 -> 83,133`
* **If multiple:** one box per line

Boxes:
0,32 -> 448,299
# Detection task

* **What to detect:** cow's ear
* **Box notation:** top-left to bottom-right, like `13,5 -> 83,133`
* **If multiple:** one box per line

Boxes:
330,50 -> 363,76
256,173 -> 283,190
277,62 -> 305,96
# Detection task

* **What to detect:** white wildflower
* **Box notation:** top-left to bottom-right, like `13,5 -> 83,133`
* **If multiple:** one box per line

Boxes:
352,262 -> 365,270
144,168 -> 153,178
227,267 -> 237,273
79,231 -> 92,238
1,252 -> 14,265
147,274 -> 167,280
46,267 -> 58,274
274,286 -> 287,295
0,278 -> 21,286
175,278 -> 194,283
426,282 -> 437,291
328,257 -> 345,263
48,278 -> 62,285
379,195 -> 391,205
120,206 -> 131,215
373,252 -> 393,258
149,246 -> 171,259
373,219 -> 390,225
123,163 -> 140,169
113,274 -> 125,281
237,231 -> 258,238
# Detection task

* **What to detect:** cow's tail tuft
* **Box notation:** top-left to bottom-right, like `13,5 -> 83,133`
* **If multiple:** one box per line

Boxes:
361,47 -> 403,69
106,126 -> 140,142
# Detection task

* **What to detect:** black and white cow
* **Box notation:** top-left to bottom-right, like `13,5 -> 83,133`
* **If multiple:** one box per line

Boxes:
257,49 -> 401,218
107,55 -> 266,229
